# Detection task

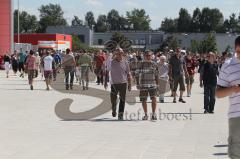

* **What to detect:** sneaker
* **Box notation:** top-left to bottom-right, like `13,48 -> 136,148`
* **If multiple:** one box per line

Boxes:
179,98 -> 186,103
173,99 -> 177,103
151,114 -> 157,121
142,115 -> 149,120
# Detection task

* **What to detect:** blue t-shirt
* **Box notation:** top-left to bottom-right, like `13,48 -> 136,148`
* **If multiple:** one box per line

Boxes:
19,52 -> 27,63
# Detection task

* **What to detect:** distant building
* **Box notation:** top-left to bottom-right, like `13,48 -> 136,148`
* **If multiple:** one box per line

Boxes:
167,33 -> 239,53
46,26 -> 239,53
14,33 -> 72,52
46,26 -> 93,46
93,31 -> 164,50
0,0 -> 13,56
46,26 -> 164,50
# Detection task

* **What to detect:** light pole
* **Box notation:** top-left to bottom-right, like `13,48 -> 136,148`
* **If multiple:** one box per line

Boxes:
17,0 -> 20,43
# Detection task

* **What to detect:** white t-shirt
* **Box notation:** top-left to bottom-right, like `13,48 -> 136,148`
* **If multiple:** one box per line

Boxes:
217,55 -> 240,119
43,55 -> 54,71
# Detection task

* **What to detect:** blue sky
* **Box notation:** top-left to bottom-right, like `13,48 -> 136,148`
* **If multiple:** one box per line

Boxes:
14,0 -> 240,29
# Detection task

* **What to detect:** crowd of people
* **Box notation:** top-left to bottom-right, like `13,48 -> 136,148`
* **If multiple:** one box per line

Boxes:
0,39 -> 236,119
2,36 -> 240,158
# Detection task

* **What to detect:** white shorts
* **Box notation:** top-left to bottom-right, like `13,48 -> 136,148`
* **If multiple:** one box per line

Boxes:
4,62 -> 10,71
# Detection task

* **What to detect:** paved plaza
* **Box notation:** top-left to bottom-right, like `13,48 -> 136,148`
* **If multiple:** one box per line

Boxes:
0,70 -> 230,159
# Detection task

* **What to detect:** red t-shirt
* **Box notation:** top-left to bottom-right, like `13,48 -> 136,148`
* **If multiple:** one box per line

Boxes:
186,59 -> 196,75
95,55 -> 105,68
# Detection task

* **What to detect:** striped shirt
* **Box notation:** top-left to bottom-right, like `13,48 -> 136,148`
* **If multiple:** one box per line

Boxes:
217,55 -> 240,119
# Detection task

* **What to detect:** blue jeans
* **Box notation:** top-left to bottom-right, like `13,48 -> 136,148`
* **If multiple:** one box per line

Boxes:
204,85 -> 216,112
64,68 -> 75,87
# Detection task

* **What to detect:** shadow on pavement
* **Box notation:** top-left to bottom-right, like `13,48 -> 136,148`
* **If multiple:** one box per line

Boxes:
213,153 -> 228,156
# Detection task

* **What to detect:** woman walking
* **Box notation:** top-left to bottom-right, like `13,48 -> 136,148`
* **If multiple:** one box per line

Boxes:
3,53 -> 11,78
25,50 -> 37,90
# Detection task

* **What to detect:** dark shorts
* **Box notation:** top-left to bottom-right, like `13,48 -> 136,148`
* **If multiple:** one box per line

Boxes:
185,75 -> 194,85
44,70 -> 53,80
139,87 -> 157,102
173,75 -> 185,92
228,117 -> 240,159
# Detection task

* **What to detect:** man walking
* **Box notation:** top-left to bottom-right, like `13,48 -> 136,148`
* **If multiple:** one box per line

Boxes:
43,51 -> 55,90
135,50 -> 159,120
200,52 -> 218,114
94,50 -> 105,85
104,48 -> 131,120
62,49 -> 76,90
25,50 -> 37,90
216,36 -> 240,159
157,55 -> 169,103
77,51 -> 92,90
18,48 -> 27,78
169,48 -> 189,103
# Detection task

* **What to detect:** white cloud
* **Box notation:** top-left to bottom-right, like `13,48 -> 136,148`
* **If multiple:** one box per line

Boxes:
85,0 -> 103,7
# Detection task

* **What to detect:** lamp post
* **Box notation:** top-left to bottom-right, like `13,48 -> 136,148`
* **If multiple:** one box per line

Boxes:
17,0 -> 20,43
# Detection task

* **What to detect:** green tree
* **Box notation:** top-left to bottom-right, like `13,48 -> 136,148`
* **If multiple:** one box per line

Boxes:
190,40 -> 200,53
38,3 -> 67,33
159,36 -> 179,51
177,8 -> 192,32
71,16 -> 84,26
160,18 -> 177,32
85,11 -> 96,28
95,15 -> 108,32
72,35 -> 97,52
119,16 -> 130,30
191,8 -> 201,32
126,9 -> 151,31
107,9 -> 121,30
198,34 -> 217,53
200,8 -> 223,32
111,32 -> 127,43
14,10 -> 38,33
224,13 -> 239,33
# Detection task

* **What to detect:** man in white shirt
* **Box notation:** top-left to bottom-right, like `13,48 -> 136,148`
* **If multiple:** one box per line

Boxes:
216,36 -> 240,159
157,55 -> 169,103
43,51 -> 54,90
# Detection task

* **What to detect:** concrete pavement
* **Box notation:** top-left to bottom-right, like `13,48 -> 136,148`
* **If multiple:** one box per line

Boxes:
0,70 -> 230,159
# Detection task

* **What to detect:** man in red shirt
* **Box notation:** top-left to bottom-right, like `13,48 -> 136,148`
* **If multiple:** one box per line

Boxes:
94,50 -> 105,85
185,53 -> 196,97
